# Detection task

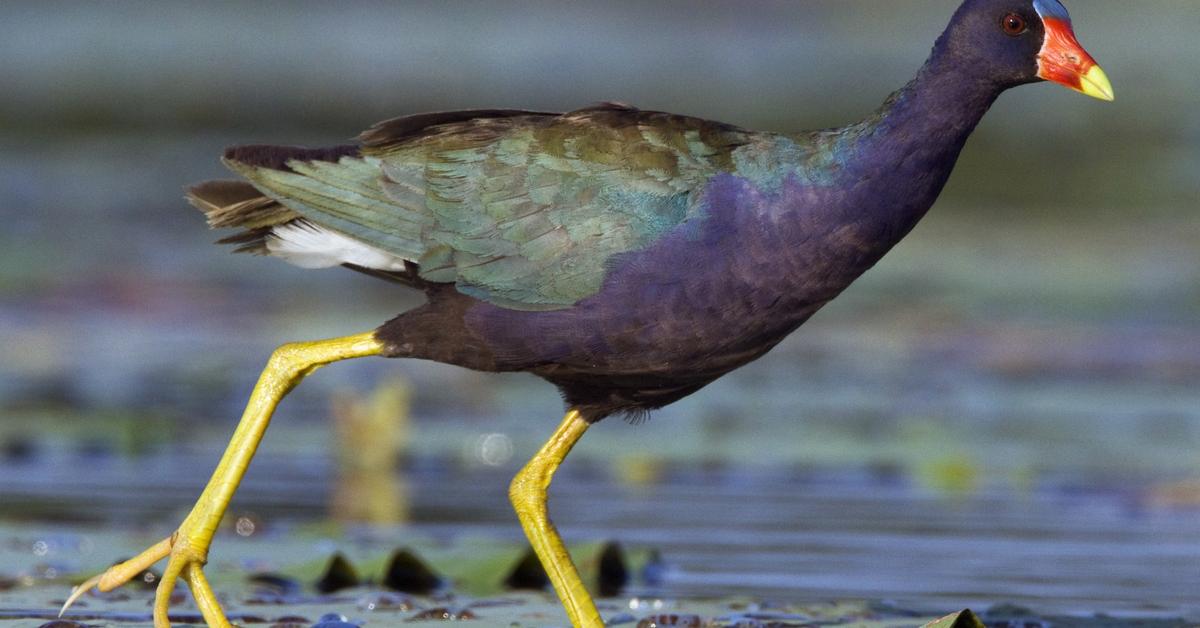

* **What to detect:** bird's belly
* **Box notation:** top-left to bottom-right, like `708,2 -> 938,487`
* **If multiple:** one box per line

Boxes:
475,270 -> 824,376
496,292 -> 821,420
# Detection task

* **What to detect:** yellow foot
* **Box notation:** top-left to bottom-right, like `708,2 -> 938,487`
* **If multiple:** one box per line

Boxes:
61,528 -> 232,628
59,332 -> 385,627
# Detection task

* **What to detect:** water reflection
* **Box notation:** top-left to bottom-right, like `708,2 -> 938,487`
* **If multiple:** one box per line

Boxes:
331,380 -> 411,525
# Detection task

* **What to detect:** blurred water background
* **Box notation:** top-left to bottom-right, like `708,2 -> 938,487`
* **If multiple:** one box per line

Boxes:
1,0 -> 1199,622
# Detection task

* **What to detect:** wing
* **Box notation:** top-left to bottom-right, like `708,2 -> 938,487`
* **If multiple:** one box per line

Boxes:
216,104 -> 751,310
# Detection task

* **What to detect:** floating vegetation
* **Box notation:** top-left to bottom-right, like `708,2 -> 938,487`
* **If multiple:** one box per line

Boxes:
381,548 -> 441,595
314,553 -> 360,595
503,547 -> 549,592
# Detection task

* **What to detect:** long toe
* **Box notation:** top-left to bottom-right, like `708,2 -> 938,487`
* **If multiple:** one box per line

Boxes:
184,562 -> 233,628
60,537 -> 173,618
153,532 -> 233,628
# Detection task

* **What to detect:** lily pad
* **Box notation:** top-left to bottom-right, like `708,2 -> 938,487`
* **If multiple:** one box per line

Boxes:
922,609 -> 985,628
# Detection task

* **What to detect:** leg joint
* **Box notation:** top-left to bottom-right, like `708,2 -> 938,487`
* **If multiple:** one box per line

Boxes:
508,466 -> 547,509
265,342 -> 315,378
266,333 -> 383,378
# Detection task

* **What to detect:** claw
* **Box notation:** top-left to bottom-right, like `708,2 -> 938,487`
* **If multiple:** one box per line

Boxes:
59,572 -> 103,617
59,537 -> 173,617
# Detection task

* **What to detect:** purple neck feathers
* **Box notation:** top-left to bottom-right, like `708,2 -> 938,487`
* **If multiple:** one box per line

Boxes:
840,43 -> 1005,239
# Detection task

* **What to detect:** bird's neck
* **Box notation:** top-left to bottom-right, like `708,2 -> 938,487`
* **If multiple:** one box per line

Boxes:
842,50 -> 1004,232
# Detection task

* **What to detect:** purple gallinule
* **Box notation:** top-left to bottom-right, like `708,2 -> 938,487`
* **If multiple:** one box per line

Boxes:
64,1 -> 1110,626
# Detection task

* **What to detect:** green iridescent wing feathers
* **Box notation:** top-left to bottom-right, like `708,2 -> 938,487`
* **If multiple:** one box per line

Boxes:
227,104 -> 751,310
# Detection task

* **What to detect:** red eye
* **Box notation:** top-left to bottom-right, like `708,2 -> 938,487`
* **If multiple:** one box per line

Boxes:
1002,13 -> 1027,35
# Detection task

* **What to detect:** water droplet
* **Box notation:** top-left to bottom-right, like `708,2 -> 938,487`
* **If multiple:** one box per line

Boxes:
636,613 -> 701,628
236,516 -> 256,537
408,607 -> 474,621
357,591 -> 412,611
476,432 -> 513,466
32,541 -> 48,556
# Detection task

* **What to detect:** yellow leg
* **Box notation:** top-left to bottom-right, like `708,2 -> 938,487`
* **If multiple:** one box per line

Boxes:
61,332 -> 384,628
509,409 -> 602,628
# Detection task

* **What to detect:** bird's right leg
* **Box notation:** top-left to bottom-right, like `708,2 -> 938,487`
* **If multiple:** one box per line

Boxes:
509,409 -> 603,628
61,332 -> 385,628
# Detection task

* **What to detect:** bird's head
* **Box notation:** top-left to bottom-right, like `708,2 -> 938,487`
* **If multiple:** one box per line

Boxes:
940,0 -> 1113,101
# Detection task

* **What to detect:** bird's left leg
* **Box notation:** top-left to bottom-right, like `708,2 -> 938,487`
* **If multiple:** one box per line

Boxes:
509,409 -> 603,628
61,332 -> 385,628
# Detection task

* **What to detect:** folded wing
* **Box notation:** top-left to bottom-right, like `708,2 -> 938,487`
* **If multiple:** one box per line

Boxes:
193,104 -> 749,310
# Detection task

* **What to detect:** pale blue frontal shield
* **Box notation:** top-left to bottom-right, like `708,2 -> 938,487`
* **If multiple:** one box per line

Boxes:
1033,0 -> 1071,22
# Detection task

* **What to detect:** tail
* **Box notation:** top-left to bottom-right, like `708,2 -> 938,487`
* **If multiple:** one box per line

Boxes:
188,143 -> 426,278
185,179 -> 299,254
186,144 -> 361,254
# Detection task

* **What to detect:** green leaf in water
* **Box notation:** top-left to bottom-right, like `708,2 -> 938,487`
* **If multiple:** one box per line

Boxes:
922,609 -> 985,628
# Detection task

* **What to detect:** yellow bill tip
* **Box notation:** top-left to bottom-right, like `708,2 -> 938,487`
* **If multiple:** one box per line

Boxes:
1080,65 -> 1115,102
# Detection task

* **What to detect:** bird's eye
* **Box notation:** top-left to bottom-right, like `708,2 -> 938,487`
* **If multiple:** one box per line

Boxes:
1001,13 -> 1027,36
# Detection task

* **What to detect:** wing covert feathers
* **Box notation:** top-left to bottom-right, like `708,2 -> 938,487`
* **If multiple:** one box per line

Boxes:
196,104 -> 755,310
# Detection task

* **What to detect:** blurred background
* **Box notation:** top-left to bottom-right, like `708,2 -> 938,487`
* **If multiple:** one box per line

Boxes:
1,0 -> 1198,622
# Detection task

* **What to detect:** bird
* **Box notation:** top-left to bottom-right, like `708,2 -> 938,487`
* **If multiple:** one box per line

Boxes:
61,1 -> 1111,626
